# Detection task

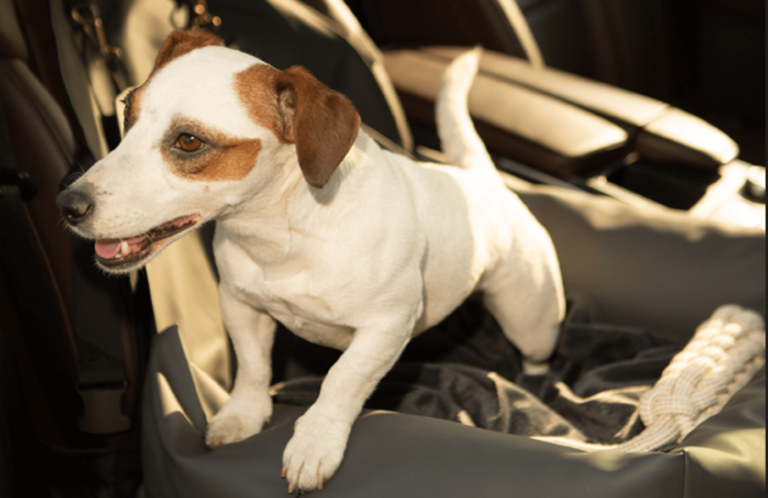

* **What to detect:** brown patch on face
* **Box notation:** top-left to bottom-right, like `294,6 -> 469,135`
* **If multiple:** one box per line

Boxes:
152,27 -> 224,74
235,63 -> 360,188
122,84 -> 146,133
235,64 -> 287,142
161,118 -> 262,182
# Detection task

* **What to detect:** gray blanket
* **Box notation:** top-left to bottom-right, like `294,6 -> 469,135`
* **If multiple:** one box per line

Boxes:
271,293 -> 685,446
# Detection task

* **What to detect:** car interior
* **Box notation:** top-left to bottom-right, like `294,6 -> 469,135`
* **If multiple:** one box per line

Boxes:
0,0 -> 764,496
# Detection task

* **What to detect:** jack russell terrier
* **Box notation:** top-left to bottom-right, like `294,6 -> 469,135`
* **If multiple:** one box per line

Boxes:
57,29 -> 565,493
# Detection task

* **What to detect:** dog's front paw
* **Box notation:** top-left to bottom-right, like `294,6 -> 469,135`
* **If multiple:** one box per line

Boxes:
282,406 -> 351,493
205,393 -> 272,449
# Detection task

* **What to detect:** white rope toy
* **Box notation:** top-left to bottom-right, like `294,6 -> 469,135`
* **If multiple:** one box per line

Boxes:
536,304 -> 765,453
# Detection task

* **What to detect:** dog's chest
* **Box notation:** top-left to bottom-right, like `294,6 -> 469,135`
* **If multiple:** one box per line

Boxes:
227,261 -> 355,350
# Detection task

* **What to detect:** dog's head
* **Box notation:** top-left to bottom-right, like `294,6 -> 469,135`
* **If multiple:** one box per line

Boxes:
56,28 -> 360,273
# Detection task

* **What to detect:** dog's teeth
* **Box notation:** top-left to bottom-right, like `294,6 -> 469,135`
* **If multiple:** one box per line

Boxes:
120,241 -> 130,257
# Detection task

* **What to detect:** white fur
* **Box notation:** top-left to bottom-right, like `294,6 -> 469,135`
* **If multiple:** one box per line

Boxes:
60,46 -> 565,493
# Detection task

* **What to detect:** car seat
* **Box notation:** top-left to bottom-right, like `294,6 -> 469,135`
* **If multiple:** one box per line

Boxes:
327,0 -> 764,224
345,0 -> 765,165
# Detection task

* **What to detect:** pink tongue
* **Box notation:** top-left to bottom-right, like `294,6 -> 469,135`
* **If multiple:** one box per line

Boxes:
95,240 -> 121,259
95,235 -> 146,259
91,215 -> 200,260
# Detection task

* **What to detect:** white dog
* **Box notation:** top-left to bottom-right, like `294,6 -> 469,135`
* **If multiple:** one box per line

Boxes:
57,29 -> 565,493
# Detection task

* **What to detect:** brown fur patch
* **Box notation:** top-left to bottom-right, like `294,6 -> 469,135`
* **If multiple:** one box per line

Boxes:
152,27 -> 223,74
161,118 -> 262,182
235,64 -> 288,142
236,63 -> 360,188
123,84 -> 146,133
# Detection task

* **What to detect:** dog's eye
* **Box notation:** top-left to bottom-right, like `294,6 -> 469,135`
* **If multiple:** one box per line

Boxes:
176,134 -> 205,152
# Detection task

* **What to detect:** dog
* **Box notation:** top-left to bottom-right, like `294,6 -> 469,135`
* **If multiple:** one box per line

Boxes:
56,29 -> 565,493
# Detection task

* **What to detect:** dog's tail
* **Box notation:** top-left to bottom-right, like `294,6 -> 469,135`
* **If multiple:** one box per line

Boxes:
435,47 -> 495,173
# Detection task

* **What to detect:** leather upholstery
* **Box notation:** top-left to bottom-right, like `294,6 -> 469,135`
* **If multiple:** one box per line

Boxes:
349,0 -> 676,101
351,0 -> 762,165
384,47 -> 739,173
344,0 -> 531,58
1,0 -> 79,325
0,0 -> 81,445
10,0 -> 76,120
636,107 -> 741,168
422,46 -> 668,129
421,46 -> 740,169
0,59 -> 76,316
384,49 -> 628,174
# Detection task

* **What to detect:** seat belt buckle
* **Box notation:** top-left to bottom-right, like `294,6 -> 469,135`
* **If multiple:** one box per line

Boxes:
0,168 -> 37,201
77,382 -> 131,434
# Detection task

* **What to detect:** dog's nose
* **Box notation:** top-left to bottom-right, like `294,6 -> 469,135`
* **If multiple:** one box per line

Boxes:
56,189 -> 94,225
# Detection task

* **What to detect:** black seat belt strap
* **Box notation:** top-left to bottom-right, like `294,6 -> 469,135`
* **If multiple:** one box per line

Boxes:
0,97 -> 82,437
27,0 -> 135,434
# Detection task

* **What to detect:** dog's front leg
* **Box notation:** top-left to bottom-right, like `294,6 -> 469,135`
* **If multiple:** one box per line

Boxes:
281,316 -> 414,493
205,286 -> 276,448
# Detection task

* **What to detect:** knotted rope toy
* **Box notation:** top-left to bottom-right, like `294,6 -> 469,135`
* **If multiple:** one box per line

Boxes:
536,304 -> 765,453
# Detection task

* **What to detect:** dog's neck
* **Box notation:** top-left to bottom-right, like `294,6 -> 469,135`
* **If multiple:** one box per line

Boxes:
215,132 -> 372,266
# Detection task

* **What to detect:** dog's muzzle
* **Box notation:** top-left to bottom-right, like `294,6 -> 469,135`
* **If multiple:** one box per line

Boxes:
56,189 -> 94,226
55,184 -> 203,272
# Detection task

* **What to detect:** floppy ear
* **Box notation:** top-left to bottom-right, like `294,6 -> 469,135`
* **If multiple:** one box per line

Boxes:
153,27 -> 224,73
275,66 -> 360,188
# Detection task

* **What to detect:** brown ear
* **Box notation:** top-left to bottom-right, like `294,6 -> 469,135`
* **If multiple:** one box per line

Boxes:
153,27 -> 224,73
275,66 -> 360,188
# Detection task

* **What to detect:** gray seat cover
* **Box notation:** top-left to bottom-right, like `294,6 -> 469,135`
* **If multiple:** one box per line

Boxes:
141,183 -> 765,498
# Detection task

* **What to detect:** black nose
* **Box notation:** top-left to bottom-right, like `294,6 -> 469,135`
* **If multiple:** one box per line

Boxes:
56,189 -> 94,225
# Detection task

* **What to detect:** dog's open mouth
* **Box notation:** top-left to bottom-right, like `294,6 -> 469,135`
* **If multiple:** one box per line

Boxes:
94,214 -> 201,268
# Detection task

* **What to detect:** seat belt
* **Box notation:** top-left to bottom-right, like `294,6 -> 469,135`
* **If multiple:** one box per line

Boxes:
495,0 -> 545,69
310,0 -> 414,153
0,96 -> 83,437
70,212 -> 133,435
49,0 -> 111,160
48,0 -> 134,434
0,97 -> 132,436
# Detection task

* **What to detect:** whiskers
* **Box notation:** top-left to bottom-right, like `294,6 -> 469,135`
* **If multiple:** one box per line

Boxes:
62,170 -> 84,188
60,160 -> 88,189
56,217 -> 71,230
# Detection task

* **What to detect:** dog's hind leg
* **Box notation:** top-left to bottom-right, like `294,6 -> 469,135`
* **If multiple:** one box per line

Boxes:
481,249 -> 565,375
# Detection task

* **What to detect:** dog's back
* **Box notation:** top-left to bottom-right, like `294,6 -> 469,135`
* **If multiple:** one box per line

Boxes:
401,49 -> 566,366
358,49 -> 564,343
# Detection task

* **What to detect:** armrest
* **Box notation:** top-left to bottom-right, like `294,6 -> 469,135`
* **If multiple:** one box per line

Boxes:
384,48 -> 627,175
384,47 -> 739,173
